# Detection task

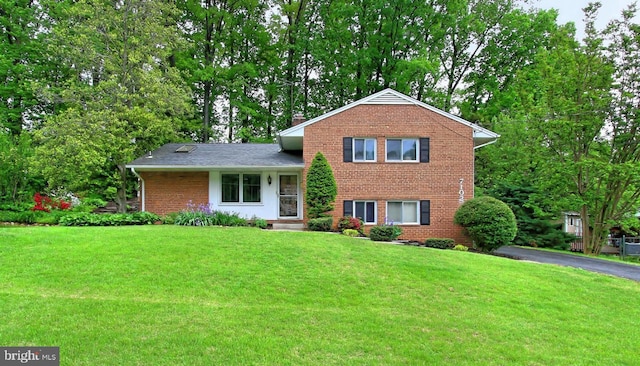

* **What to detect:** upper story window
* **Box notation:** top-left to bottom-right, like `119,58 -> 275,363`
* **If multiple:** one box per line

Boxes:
386,138 -> 418,162
344,137 -> 429,163
353,138 -> 376,162
221,173 -> 261,203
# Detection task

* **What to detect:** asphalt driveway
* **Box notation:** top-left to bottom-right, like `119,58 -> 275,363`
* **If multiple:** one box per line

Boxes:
494,246 -> 640,282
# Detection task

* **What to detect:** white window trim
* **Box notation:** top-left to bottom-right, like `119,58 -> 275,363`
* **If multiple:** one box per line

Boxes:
353,200 -> 377,225
353,138 -> 377,162
385,138 -> 419,162
386,201 -> 420,225
220,172 -> 263,205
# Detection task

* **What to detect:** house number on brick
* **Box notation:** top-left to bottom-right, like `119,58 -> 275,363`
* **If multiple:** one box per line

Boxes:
459,178 -> 465,204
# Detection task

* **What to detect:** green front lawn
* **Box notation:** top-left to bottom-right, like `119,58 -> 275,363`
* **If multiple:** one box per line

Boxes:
1,226 -> 639,365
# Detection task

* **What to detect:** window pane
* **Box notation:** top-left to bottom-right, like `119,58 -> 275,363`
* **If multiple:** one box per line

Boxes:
354,139 -> 364,161
279,175 -> 297,195
243,174 -> 261,202
365,202 -> 375,223
402,139 -> 417,161
403,202 -> 418,223
355,202 -> 365,221
221,174 -> 239,202
279,196 -> 298,216
387,139 -> 402,160
365,139 -> 375,161
387,202 -> 402,223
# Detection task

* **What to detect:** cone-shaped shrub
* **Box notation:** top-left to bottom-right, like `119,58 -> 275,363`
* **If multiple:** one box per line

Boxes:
305,152 -> 337,219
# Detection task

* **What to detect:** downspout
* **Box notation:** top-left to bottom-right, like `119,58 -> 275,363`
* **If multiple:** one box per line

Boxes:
130,168 -> 145,212
276,135 -> 284,151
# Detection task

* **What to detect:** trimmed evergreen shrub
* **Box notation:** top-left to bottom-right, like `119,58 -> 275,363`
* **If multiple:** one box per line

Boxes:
454,196 -> 517,252
424,238 -> 455,249
369,225 -> 402,241
305,152 -> 337,219
307,217 -> 333,232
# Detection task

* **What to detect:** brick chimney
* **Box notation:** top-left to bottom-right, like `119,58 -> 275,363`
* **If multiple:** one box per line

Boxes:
292,113 -> 306,126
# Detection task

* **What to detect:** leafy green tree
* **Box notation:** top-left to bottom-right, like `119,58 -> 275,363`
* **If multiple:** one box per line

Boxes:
478,3 -> 640,255
0,132 -> 42,203
454,196 -> 517,252
0,0 -> 48,135
486,183 -> 576,250
437,0 -> 525,112
505,5 -> 612,255
305,152 -> 337,219
176,0 -> 278,142
460,8 -> 560,124
33,0 -> 193,212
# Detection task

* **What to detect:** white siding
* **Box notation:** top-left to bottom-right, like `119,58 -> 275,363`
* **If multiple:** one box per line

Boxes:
209,170 -> 300,220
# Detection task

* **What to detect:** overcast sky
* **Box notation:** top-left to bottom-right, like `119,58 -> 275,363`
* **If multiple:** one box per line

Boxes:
531,0 -> 637,40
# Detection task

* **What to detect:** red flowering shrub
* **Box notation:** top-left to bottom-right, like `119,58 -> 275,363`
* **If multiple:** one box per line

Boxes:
32,193 -> 72,212
337,216 -> 363,232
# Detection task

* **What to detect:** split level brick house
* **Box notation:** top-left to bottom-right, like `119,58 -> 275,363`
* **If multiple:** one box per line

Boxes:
127,89 -> 499,242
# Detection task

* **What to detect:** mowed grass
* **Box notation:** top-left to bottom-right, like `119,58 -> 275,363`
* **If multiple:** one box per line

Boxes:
1,226 -> 640,365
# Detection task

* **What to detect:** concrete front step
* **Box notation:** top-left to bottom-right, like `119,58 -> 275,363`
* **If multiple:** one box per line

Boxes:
272,223 -> 305,231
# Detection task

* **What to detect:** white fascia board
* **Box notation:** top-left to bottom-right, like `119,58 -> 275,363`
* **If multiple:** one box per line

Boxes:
127,165 -> 304,171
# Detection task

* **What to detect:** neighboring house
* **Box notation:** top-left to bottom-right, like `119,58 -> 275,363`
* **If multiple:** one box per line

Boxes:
127,89 -> 499,242
563,211 -> 583,237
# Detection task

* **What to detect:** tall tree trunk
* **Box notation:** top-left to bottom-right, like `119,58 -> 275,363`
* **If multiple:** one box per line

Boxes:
116,163 -> 128,213
581,205 -> 593,255
203,80 -> 211,142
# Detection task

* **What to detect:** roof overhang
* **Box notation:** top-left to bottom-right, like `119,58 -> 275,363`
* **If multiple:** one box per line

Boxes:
473,131 -> 500,149
127,165 -> 304,171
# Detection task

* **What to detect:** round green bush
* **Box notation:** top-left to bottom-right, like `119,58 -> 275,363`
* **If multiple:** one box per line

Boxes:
453,196 -> 517,252
368,225 -> 402,241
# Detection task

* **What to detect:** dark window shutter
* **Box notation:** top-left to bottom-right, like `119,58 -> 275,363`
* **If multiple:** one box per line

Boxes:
343,137 -> 353,162
420,200 -> 431,225
419,137 -> 430,163
343,200 -> 353,217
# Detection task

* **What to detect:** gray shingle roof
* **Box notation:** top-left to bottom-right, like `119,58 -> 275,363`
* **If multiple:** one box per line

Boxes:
127,143 -> 304,169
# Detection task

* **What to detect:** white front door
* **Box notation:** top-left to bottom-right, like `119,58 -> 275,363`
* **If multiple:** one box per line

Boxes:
278,174 -> 299,218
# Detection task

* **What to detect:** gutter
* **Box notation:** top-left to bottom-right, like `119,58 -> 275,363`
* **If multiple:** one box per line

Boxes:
277,135 -> 284,151
130,167 -> 145,212
126,164 -> 305,170
473,139 -> 498,150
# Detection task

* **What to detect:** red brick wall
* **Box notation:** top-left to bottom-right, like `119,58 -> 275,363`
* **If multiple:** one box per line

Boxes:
303,104 -> 474,243
140,171 -> 209,215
